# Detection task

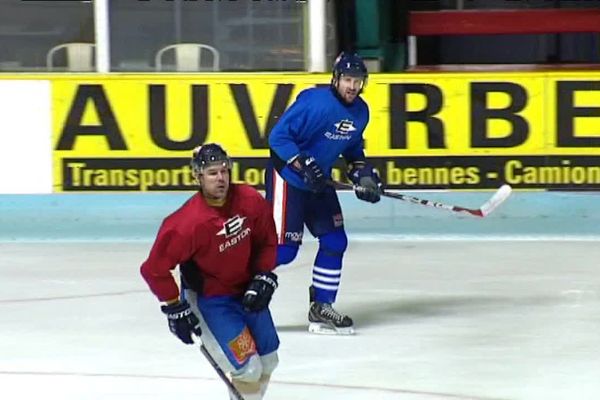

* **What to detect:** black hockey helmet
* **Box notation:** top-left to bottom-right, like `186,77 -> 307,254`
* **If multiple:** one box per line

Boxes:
191,143 -> 232,176
331,52 -> 368,90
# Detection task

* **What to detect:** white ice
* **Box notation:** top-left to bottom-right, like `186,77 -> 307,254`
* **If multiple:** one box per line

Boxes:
1,240 -> 600,400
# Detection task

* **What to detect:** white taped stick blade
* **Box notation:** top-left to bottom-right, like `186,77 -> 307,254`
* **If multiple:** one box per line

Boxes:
479,184 -> 512,217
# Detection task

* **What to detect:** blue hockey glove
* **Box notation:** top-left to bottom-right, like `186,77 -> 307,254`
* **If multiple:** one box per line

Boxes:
242,272 -> 278,312
347,161 -> 383,203
291,154 -> 328,193
160,300 -> 202,345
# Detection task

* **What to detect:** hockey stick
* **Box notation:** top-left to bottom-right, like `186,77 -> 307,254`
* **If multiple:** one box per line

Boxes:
196,339 -> 246,400
330,180 -> 512,217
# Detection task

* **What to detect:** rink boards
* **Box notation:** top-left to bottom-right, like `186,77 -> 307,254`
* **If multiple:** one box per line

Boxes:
0,190 -> 598,241
1,71 -> 600,194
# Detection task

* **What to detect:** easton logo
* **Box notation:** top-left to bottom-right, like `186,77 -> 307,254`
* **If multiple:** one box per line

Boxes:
334,119 -> 356,134
217,215 -> 247,238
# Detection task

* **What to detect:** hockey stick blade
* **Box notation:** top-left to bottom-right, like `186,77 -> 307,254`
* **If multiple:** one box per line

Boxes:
329,180 -> 512,218
477,184 -> 512,217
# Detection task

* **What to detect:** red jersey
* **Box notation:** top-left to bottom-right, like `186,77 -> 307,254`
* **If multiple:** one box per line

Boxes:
140,184 -> 277,301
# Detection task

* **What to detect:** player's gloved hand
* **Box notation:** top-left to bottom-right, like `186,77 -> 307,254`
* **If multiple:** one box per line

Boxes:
292,153 -> 328,193
160,300 -> 202,345
347,161 -> 383,203
242,272 -> 278,312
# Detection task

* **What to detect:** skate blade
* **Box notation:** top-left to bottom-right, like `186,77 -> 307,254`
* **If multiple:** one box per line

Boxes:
308,322 -> 355,336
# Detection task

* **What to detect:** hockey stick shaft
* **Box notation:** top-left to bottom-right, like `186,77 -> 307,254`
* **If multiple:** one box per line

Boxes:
329,180 -> 512,218
199,343 -> 246,400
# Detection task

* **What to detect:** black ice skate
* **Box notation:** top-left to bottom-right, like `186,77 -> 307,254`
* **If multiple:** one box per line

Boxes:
308,286 -> 354,335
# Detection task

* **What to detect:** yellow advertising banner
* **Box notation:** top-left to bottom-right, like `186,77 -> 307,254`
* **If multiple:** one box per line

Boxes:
51,72 -> 600,192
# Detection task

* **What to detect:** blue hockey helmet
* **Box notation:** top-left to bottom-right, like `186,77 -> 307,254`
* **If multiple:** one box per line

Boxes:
331,52 -> 368,89
191,143 -> 232,176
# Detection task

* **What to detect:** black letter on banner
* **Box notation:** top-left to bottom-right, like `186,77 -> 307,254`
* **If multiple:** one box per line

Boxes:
471,82 -> 528,147
230,84 -> 293,148
557,81 -> 600,147
149,84 -> 208,150
56,84 -> 126,150
389,83 -> 445,149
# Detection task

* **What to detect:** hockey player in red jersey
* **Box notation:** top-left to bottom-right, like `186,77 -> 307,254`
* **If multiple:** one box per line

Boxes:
140,143 -> 279,400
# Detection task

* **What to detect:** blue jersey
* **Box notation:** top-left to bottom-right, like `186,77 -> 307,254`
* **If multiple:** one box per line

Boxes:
268,87 -> 369,190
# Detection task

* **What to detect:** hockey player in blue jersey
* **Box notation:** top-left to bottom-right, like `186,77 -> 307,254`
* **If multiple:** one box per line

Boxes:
265,52 -> 383,335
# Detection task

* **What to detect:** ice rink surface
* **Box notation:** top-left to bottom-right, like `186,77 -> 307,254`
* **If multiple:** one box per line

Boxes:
1,239 -> 600,400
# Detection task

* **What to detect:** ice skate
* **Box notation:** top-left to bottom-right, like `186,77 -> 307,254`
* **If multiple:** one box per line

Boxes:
308,286 -> 354,335
308,301 -> 355,335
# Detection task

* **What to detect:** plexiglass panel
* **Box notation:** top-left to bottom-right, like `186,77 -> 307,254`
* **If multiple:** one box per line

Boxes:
110,0 -> 306,72
0,0 -> 94,71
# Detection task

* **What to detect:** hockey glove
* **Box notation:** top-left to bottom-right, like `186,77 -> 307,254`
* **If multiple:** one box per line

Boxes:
291,153 -> 328,193
160,300 -> 202,345
242,272 -> 278,312
347,161 -> 383,203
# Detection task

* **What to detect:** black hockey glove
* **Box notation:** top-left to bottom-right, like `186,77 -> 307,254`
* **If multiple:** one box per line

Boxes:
292,154 -> 328,193
242,272 -> 278,312
347,161 -> 383,203
160,300 -> 202,345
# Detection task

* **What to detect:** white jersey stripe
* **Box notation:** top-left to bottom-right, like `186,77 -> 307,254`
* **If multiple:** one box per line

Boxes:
272,170 -> 286,244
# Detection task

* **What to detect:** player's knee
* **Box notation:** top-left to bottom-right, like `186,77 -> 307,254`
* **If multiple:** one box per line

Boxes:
318,230 -> 348,256
260,351 -> 279,375
231,354 -> 262,383
276,244 -> 299,266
